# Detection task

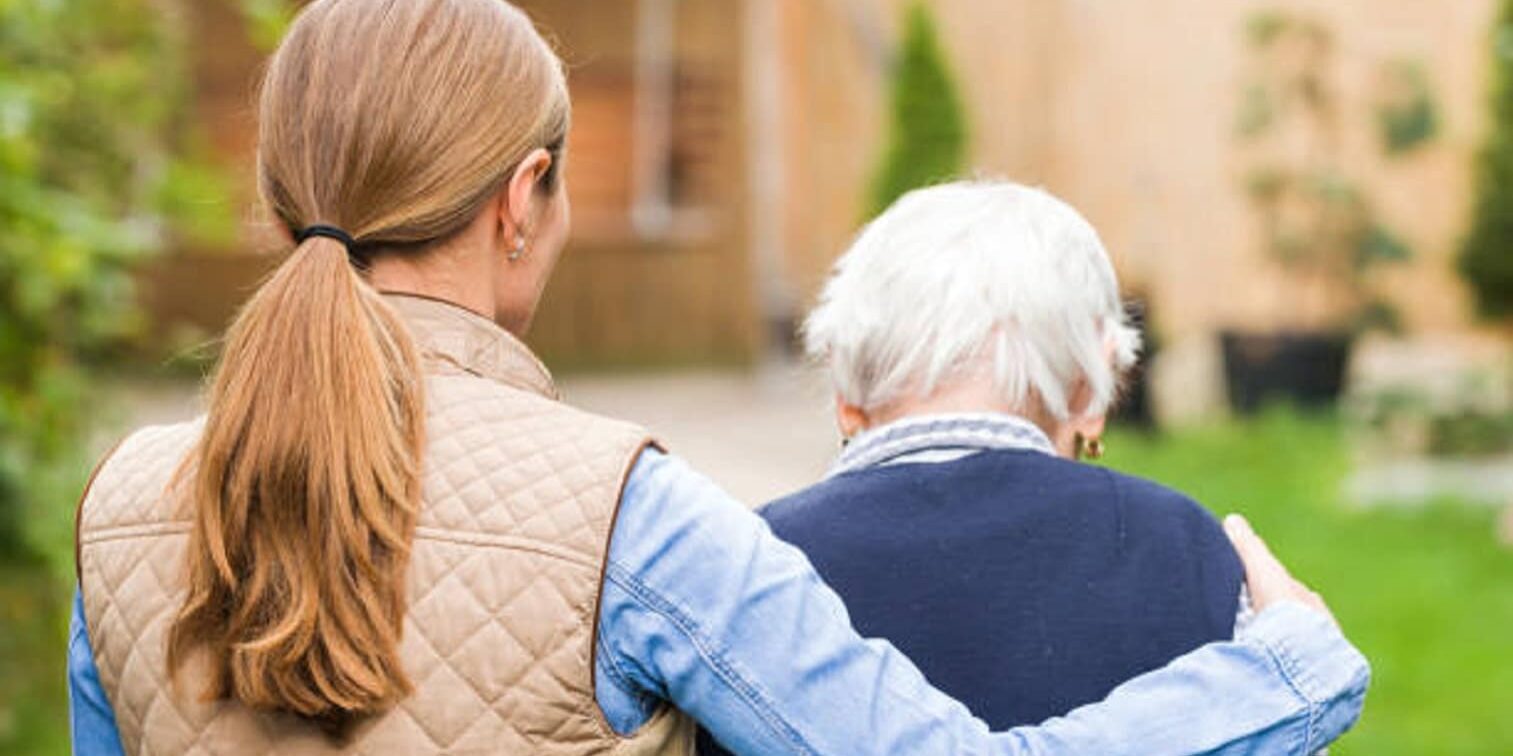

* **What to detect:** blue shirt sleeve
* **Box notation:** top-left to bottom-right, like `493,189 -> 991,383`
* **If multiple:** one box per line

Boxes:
69,588 -> 126,756
595,449 -> 1370,754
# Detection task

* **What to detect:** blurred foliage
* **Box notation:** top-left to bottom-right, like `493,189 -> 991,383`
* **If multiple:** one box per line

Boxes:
1243,10 -> 1291,49
1376,61 -> 1439,155
1236,11 -> 1424,335
1353,368 -> 1513,459
867,2 -> 967,218
0,561 -> 69,755
1107,411 -> 1513,754
1426,411 -> 1513,456
0,0 -> 234,559
0,0 -> 233,751
1461,1 -> 1513,320
238,0 -> 297,53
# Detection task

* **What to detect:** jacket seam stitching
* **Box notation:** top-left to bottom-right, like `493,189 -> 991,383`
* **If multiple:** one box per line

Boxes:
594,630 -> 638,702
1249,633 -> 1320,752
604,560 -> 814,755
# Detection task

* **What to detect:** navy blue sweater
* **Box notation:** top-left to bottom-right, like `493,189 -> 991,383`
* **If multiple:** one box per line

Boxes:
725,449 -> 1242,741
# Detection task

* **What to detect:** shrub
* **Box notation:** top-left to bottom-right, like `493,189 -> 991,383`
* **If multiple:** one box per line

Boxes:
1461,0 -> 1513,320
0,0 -> 232,564
867,2 -> 968,218
0,1 -> 231,751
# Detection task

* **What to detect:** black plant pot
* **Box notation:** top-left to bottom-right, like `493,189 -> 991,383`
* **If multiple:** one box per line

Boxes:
1220,330 -> 1352,415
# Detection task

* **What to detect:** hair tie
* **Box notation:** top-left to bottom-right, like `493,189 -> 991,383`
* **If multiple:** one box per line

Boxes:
295,224 -> 357,248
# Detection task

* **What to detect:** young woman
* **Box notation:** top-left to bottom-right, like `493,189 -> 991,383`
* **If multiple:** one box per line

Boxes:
69,1 -> 1367,753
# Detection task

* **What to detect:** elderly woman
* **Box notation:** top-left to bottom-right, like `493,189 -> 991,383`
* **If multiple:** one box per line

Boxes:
721,180 -> 1252,743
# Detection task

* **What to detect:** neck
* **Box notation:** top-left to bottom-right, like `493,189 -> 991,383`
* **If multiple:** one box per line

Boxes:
366,245 -> 497,323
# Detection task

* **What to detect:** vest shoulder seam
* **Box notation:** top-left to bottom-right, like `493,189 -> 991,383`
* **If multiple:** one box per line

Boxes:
411,525 -> 601,569
81,522 -> 607,572
79,521 -> 191,545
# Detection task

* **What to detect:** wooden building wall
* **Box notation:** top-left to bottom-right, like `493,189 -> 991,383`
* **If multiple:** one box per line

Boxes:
519,0 -> 757,367
143,0 -> 757,369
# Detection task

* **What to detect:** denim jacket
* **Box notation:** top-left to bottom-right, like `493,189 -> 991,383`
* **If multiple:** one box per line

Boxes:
72,443 -> 1368,754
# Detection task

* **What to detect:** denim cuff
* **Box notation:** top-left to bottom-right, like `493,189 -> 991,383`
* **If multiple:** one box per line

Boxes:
1240,601 -> 1372,751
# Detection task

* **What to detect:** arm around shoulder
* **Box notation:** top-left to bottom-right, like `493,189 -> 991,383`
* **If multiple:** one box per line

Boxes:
600,450 -> 1370,755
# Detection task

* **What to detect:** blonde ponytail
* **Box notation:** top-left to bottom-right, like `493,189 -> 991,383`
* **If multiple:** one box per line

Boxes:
167,0 -> 570,734
169,236 -> 424,732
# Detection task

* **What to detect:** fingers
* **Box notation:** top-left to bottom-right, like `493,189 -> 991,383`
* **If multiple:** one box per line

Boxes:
1224,514 -> 1289,599
1224,514 -> 1337,626
1293,578 -> 1331,619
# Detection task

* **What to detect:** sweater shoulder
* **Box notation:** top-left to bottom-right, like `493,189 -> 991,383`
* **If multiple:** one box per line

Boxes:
1099,466 -> 1229,540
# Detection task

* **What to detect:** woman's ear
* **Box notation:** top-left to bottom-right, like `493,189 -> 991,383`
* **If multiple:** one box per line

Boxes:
1061,377 -> 1108,458
835,396 -> 870,441
500,147 -> 554,236
1071,410 -> 1108,446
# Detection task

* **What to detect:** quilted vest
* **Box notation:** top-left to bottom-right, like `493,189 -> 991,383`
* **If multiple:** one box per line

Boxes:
76,293 -> 696,755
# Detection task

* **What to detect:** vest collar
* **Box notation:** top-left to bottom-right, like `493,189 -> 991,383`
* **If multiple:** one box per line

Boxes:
383,292 -> 559,400
830,412 -> 1057,478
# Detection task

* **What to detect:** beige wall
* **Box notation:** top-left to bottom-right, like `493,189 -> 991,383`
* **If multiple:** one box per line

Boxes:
1047,0 -> 1496,341
155,0 -> 1497,368
779,0 -> 1061,297
781,0 -> 1498,343
155,0 -> 759,368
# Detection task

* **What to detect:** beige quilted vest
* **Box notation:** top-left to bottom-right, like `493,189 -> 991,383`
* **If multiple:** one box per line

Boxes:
77,294 -> 696,755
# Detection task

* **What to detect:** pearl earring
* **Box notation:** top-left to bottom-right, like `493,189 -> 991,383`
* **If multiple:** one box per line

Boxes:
508,233 -> 527,261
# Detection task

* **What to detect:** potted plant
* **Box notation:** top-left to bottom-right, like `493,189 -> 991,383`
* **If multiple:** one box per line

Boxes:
1226,12 -> 1429,414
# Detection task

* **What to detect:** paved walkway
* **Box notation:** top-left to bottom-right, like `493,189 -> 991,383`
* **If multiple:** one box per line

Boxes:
104,365 -> 841,507
564,366 -> 839,504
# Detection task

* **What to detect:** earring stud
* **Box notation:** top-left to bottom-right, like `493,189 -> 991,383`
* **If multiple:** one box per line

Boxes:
1074,432 -> 1105,461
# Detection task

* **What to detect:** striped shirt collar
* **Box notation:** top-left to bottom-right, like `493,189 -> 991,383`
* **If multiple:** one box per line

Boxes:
829,412 -> 1057,478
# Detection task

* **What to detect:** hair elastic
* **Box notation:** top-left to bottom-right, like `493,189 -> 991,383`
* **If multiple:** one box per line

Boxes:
295,224 -> 357,248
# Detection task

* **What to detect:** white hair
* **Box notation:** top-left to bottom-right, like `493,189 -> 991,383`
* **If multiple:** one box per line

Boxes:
804,180 -> 1141,421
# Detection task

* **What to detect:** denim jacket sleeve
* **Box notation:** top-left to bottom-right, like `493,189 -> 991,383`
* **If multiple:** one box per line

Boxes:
69,590 -> 126,756
595,449 -> 1370,755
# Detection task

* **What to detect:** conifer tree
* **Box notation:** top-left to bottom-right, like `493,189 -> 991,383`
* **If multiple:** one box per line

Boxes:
867,3 -> 968,217
1462,1 -> 1513,319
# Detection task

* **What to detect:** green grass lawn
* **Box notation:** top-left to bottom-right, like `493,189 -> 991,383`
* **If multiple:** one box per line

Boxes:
1107,411 -> 1513,755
